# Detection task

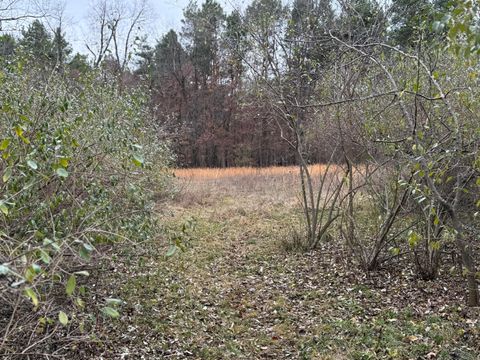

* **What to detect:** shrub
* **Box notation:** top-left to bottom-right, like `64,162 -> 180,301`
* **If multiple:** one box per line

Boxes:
0,61 -> 172,356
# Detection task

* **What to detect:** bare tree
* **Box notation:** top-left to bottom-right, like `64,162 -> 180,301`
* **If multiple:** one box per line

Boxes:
327,27 -> 479,306
0,0 -> 51,29
85,0 -> 152,71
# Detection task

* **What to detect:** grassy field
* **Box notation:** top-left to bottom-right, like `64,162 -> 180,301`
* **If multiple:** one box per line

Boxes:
174,164 -> 330,179
95,167 -> 480,359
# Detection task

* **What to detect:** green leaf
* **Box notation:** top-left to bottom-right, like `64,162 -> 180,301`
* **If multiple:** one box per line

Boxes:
3,167 -> 12,183
14,125 -> 24,137
39,249 -> 51,264
0,202 -> 8,216
101,307 -> 120,318
79,242 -> 94,260
408,231 -> 420,248
27,160 -> 38,170
25,266 -> 36,283
20,135 -> 30,144
432,21 -> 443,32
132,154 -> 144,167
82,243 -> 94,252
59,157 -> 69,168
412,82 -> 420,93
79,247 -> 91,260
24,264 -> 41,283
0,139 -> 10,151
390,247 -> 400,256
43,238 -> 61,251
75,297 -> 85,308
66,275 -> 76,296
24,287 -> 39,306
106,298 -> 123,305
56,168 -> 69,178
166,245 -> 177,257
32,264 -> 42,274
58,311 -> 68,325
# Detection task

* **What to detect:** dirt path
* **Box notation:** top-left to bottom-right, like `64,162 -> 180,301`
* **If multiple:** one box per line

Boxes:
98,175 -> 479,360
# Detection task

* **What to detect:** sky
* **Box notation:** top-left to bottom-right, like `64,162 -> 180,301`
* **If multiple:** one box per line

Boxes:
1,0 -> 245,55
62,0 -> 239,54
62,0 -> 190,53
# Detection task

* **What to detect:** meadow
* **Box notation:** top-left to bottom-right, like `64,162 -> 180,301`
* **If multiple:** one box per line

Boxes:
94,166 -> 480,359
174,165 -> 330,179
173,165 -> 311,206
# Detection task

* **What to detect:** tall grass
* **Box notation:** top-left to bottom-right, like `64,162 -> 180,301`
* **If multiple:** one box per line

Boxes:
174,164 -> 332,180
172,164 -> 348,209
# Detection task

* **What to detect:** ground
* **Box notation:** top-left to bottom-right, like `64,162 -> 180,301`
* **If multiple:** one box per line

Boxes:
94,167 -> 479,359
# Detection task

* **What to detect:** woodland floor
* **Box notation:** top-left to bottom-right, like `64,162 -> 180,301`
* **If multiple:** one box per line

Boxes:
94,168 -> 479,360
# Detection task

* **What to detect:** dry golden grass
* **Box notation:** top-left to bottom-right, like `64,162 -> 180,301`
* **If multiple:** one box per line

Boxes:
174,164 -> 331,180
172,164 -> 346,210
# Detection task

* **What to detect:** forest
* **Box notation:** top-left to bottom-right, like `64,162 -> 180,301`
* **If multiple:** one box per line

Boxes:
0,0 -> 479,359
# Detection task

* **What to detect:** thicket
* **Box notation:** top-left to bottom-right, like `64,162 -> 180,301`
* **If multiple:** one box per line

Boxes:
0,55 -> 172,355
244,0 -> 480,306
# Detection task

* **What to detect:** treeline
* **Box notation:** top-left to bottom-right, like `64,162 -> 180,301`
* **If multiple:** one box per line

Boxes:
132,0 -> 453,167
0,0 -> 455,168
0,21 -> 90,73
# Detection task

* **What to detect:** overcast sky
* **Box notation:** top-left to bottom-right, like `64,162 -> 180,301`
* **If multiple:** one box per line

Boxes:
62,0 -> 241,54
0,0 -> 246,55
61,0 -> 189,53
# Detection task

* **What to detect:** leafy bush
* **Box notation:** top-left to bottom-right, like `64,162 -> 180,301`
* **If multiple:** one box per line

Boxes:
0,61 -> 172,356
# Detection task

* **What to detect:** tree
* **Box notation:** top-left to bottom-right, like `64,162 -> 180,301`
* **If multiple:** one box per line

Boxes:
244,0 -> 287,78
182,0 -> 225,87
389,0 -> 450,47
153,30 -> 187,83
69,53 -> 91,74
0,0 -> 49,25
135,37 -> 154,81
389,0 -> 432,47
325,0 -> 480,305
338,0 -> 387,42
284,0 -> 336,149
0,34 -> 15,59
86,0 -> 151,71
52,26 -> 72,67
18,20 -> 54,64
224,10 -> 247,83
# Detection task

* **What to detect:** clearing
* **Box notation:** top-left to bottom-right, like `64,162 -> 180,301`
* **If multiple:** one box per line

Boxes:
94,167 -> 479,359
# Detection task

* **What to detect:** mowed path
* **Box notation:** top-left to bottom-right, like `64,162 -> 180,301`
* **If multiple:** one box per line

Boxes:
100,168 -> 479,360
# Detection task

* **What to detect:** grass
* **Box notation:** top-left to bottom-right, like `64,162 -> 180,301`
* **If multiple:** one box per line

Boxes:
95,166 -> 480,359
174,164 -> 332,180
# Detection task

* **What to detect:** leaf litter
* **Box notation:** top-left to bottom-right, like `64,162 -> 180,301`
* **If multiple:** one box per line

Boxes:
87,175 -> 479,360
